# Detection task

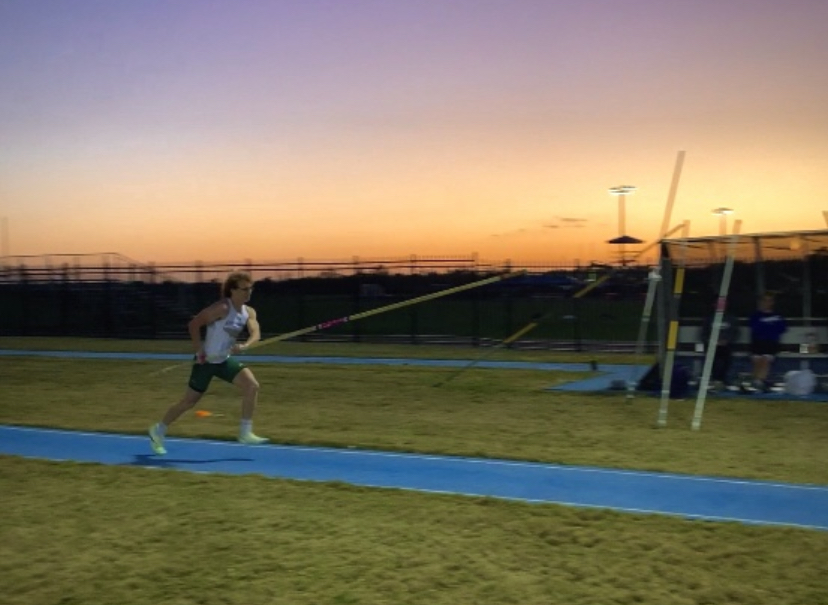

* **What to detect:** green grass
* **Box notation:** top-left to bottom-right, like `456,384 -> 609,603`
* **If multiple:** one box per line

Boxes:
1,342 -> 826,484
0,335 -> 644,363
1,337 -> 828,604
3,458 -> 828,605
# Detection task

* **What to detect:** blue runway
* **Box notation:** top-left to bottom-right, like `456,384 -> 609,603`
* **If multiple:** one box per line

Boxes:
2,425 -> 826,532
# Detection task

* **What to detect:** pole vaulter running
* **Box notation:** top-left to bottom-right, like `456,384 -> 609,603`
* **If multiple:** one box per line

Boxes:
154,270 -> 526,375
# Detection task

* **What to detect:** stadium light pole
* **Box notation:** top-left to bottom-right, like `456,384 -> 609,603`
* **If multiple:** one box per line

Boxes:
712,207 -> 734,236
609,185 -> 636,265
0,217 -> 8,258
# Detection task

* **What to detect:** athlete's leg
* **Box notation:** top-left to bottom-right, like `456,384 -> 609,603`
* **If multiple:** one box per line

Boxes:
162,387 -> 205,425
233,368 -> 267,444
233,368 -> 260,421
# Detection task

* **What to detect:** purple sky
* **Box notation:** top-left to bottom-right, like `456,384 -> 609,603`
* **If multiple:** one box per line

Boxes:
1,0 -> 827,263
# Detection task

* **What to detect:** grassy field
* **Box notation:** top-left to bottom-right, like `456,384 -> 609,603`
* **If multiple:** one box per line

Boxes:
1,337 -> 827,604
0,335 -> 640,362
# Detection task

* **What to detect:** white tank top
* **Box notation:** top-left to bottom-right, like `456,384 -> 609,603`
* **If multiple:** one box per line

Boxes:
203,300 -> 249,363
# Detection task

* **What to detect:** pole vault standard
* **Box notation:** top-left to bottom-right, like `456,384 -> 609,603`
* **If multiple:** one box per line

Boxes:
625,152 -> 688,402
153,270 -> 525,375
656,221 -> 691,428
652,151 -> 687,365
691,220 -> 742,431
432,222 -> 687,388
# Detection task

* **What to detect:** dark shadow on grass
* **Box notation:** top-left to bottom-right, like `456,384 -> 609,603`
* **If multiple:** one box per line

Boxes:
128,454 -> 254,468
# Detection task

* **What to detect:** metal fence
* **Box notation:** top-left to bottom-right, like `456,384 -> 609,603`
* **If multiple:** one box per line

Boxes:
0,252 -> 580,283
8,251 -> 821,351
0,253 -> 657,350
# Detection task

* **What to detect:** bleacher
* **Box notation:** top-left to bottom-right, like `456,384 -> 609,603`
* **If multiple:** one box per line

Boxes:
677,322 -> 828,358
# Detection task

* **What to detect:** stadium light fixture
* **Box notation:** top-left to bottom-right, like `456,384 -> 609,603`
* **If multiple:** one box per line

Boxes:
712,207 -> 734,236
609,186 -> 637,265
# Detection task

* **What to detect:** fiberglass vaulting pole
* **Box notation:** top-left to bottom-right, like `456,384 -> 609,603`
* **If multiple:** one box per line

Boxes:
691,220 -> 743,431
154,270 -> 525,376
656,220 -> 691,428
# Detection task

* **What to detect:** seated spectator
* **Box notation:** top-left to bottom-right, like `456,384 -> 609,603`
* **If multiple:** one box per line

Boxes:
700,297 -> 740,390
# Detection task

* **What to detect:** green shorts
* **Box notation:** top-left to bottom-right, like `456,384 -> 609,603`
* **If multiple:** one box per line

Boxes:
188,357 -> 247,393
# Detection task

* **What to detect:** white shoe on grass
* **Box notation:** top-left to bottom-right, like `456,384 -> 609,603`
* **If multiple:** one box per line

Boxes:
148,424 -> 167,455
238,432 -> 269,445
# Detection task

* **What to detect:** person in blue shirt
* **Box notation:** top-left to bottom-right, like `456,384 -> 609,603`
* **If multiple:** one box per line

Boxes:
749,293 -> 787,391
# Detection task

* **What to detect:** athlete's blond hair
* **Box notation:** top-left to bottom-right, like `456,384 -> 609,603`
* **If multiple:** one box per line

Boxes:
221,271 -> 253,298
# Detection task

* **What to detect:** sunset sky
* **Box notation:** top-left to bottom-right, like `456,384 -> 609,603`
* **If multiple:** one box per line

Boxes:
1,0 -> 827,265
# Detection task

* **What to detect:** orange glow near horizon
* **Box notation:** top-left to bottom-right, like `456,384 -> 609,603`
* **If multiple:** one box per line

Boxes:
1,2 -> 827,267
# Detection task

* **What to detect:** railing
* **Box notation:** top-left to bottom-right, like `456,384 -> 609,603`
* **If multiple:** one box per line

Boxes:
0,260 -> 652,349
2,253 -> 824,354
0,252 -> 596,284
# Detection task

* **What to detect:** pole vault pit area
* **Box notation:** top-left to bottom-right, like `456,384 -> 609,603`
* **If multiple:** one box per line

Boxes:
638,229 -> 828,400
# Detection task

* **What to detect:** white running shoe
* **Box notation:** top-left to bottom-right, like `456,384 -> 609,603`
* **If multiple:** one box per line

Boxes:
148,424 -> 167,455
238,432 -> 269,445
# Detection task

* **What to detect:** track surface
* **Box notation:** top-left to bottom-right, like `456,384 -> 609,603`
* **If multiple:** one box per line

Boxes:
2,425 -> 826,531
3,349 -> 826,531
